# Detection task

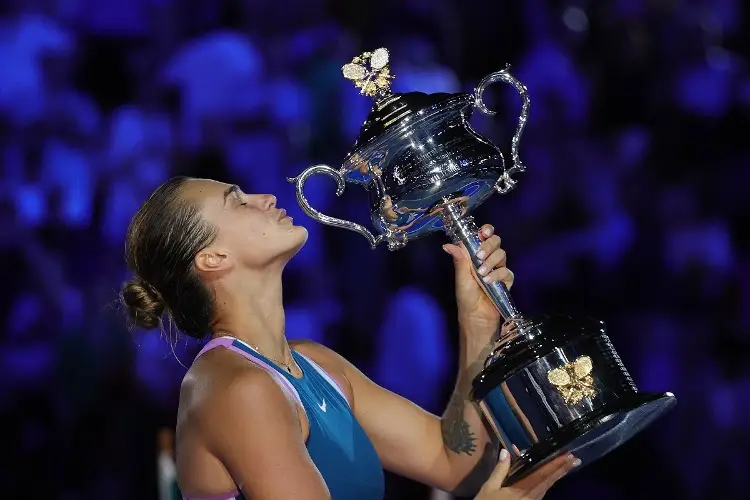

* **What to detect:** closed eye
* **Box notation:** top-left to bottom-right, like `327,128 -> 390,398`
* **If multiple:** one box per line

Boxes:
234,193 -> 248,207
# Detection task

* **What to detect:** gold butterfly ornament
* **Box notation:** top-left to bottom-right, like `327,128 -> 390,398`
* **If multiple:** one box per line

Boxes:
547,356 -> 597,406
342,47 -> 394,98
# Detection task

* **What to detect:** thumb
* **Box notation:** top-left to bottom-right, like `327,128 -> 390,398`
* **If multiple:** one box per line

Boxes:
480,449 -> 511,492
443,243 -> 471,269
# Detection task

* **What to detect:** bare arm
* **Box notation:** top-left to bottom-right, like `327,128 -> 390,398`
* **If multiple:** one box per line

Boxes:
440,325 -> 499,494
196,369 -> 331,500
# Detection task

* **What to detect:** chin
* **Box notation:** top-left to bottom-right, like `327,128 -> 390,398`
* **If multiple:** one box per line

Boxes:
284,225 -> 309,258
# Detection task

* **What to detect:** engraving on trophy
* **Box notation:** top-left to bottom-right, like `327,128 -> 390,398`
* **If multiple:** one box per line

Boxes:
546,356 -> 597,406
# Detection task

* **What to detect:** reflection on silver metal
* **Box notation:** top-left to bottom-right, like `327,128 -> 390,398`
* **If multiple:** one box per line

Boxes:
479,338 -> 616,457
288,47 -> 676,484
288,46 -> 531,317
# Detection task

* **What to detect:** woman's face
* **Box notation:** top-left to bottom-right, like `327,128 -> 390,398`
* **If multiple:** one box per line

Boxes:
182,178 -> 308,270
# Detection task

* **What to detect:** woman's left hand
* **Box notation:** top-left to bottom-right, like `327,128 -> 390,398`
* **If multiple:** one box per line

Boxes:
443,224 -> 514,340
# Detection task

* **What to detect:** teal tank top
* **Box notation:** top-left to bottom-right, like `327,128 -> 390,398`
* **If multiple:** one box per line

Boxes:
184,336 -> 384,500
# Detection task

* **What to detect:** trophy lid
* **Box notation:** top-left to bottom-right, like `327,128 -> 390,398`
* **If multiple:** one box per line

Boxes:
341,48 -> 471,166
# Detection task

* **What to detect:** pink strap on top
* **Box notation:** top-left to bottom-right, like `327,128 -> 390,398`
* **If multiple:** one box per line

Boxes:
195,336 -> 302,406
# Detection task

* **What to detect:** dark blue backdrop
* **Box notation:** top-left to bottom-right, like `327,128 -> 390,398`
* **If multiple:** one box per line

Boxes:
1,0 -> 748,499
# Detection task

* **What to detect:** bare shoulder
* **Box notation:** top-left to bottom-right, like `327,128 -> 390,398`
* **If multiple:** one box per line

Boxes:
176,348 -> 307,497
178,348 -> 330,499
179,348 -> 298,429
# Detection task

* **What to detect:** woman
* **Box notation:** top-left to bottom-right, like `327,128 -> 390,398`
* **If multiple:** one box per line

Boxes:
121,176 -> 579,500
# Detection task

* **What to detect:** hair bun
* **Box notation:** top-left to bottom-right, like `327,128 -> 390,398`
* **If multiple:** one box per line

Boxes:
121,279 -> 166,329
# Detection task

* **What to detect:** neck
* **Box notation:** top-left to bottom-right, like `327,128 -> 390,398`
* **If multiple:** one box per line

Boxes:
211,268 -> 290,362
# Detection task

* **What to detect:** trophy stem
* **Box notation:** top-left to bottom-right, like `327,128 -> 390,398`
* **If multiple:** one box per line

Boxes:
442,203 -> 522,321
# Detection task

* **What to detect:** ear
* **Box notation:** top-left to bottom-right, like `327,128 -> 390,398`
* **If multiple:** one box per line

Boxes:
195,247 -> 232,273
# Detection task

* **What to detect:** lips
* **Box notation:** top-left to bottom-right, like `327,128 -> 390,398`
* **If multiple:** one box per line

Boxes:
277,209 -> 292,222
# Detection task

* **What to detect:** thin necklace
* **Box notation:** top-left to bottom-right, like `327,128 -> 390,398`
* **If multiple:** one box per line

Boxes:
249,344 -> 295,375
215,333 -> 296,374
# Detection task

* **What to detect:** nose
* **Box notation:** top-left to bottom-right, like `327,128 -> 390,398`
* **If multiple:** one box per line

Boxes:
260,194 -> 277,210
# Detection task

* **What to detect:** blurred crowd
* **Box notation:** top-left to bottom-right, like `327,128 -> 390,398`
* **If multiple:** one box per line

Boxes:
0,0 -> 749,499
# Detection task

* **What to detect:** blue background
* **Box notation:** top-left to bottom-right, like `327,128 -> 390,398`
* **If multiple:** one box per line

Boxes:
0,0 -> 748,498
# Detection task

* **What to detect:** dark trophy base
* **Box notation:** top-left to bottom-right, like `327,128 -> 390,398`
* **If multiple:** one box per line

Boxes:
471,314 -> 676,485
505,391 -> 675,484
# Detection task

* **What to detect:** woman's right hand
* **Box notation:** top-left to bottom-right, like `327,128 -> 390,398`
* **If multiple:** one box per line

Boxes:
475,450 -> 580,500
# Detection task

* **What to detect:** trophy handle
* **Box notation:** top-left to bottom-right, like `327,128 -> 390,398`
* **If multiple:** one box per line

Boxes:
474,64 -> 530,195
287,164 -> 386,249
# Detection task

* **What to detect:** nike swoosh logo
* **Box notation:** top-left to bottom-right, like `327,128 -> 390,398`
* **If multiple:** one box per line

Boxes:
318,399 -> 327,412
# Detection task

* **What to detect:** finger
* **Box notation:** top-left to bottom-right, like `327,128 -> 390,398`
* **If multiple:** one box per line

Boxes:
515,454 -> 579,496
476,247 -> 507,278
481,267 -> 514,289
514,454 -> 571,490
527,457 -> 579,499
478,224 -> 494,241
442,243 -> 464,262
443,244 -> 475,275
480,448 -> 511,491
476,234 -> 501,261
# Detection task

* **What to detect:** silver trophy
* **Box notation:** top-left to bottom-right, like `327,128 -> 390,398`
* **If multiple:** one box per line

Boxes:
288,48 -> 675,484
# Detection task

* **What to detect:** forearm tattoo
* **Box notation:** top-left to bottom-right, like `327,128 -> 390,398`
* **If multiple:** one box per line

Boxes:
441,343 -> 496,457
441,393 -> 477,455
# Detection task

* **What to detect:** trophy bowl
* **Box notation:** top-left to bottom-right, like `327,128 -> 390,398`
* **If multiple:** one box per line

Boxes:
288,48 -> 676,484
